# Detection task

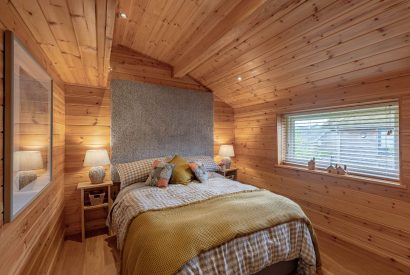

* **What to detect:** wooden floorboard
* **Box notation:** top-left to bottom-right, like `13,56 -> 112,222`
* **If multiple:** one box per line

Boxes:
53,229 -> 404,275
53,231 -> 119,275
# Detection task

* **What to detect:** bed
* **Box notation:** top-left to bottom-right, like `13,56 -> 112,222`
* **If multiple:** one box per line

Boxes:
108,172 -> 321,275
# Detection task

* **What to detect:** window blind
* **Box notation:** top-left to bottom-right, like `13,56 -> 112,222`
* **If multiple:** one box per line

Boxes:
281,102 -> 399,181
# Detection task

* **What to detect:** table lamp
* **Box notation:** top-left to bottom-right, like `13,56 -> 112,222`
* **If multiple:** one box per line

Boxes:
83,149 -> 110,184
219,144 -> 235,169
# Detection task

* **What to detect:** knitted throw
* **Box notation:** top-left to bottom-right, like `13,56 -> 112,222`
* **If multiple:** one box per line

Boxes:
122,189 -> 321,275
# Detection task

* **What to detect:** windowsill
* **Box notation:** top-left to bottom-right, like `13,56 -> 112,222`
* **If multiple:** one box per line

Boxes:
275,164 -> 406,189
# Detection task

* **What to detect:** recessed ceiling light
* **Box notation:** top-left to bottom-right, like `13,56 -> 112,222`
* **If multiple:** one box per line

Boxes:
237,76 -> 242,81
119,11 -> 127,19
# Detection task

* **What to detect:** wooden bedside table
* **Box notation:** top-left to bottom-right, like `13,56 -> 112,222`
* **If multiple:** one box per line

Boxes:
77,181 -> 113,241
217,168 -> 238,180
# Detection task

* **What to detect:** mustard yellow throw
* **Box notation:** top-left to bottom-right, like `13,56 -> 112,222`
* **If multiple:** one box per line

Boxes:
122,190 -> 321,275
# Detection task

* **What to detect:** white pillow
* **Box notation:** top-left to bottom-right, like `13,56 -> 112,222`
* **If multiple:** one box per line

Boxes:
116,157 -> 167,189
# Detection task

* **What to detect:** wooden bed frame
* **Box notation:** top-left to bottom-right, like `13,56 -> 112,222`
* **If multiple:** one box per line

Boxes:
255,259 -> 298,275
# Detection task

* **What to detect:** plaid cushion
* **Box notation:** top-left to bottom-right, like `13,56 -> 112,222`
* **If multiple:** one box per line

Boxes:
186,156 -> 220,172
116,157 -> 167,189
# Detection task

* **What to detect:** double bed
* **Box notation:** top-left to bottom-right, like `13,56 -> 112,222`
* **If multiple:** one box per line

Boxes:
108,79 -> 320,274
108,171 -> 321,275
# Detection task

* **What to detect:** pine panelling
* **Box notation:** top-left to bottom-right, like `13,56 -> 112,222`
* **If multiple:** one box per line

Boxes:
172,0 -> 268,77
114,1 -> 410,110
0,0 -> 64,88
233,74 -> 410,273
64,85 -> 112,235
194,0 -> 403,83
0,79 -> 65,270
193,0 -> 410,100
213,96 -> 235,163
317,230 -> 409,275
110,46 -> 208,91
6,0 -> 117,88
0,5 -> 66,274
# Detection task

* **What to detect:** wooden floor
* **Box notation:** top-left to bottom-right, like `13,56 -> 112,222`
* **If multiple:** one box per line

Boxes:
53,229 -> 404,275
53,231 -> 120,275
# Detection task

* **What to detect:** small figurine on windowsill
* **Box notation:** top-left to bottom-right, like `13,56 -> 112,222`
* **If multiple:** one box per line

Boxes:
327,164 -> 336,174
327,164 -> 348,175
336,165 -> 348,175
308,158 -> 316,170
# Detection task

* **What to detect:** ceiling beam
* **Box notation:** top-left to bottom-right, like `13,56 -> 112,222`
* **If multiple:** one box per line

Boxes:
172,0 -> 267,78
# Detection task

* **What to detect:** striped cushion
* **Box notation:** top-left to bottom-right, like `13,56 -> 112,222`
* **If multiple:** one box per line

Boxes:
116,157 -> 167,189
186,156 -> 221,172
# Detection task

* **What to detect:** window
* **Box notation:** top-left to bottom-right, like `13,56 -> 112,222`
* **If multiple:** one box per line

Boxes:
280,102 -> 399,181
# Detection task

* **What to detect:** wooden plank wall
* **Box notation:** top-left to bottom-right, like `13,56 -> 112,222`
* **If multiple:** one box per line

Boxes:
213,96 -> 235,163
63,85 -> 234,235
0,1 -> 66,273
233,74 -> 410,274
64,85 -> 112,236
110,46 -> 208,91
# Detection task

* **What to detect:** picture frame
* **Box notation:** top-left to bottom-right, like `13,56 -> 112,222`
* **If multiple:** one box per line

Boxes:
4,31 -> 53,223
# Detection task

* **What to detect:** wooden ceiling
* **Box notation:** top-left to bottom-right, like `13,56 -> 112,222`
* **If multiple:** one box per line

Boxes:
9,0 -> 116,87
6,0 -> 410,108
114,0 -> 410,108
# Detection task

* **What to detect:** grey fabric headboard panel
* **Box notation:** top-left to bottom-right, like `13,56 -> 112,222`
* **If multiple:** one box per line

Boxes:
110,80 -> 213,180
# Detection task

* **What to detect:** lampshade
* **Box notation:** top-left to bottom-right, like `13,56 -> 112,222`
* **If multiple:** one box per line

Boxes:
14,151 -> 44,171
83,149 -> 110,167
219,145 -> 235,157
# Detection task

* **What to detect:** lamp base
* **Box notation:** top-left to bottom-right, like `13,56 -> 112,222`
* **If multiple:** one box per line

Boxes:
89,166 -> 106,184
221,157 -> 232,170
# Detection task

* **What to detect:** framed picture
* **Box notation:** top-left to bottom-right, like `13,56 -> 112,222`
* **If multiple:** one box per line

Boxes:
4,31 -> 53,223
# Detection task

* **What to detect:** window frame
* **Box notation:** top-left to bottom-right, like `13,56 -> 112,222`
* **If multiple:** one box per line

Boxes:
276,100 -> 403,187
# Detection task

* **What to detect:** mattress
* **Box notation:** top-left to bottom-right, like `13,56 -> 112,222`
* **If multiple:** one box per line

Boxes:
108,174 -> 318,274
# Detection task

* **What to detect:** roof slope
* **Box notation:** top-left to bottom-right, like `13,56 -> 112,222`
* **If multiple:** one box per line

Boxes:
114,0 -> 410,108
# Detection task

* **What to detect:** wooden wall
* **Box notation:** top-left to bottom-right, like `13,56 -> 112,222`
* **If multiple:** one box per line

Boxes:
0,1 -> 66,273
64,85 -> 112,236
234,74 -> 410,274
213,96 -> 235,163
110,46 -> 208,91
63,86 -> 234,235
